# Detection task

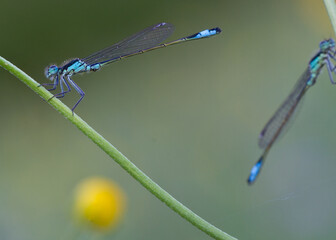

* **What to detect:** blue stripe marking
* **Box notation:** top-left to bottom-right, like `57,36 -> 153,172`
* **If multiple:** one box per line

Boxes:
187,27 -> 221,40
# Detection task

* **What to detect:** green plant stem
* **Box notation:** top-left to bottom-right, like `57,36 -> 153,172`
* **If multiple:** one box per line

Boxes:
324,0 -> 336,36
0,56 -> 238,240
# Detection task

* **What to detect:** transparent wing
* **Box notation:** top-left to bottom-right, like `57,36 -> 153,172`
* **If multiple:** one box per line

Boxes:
258,67 -> 311,149
82,22 -> 175,65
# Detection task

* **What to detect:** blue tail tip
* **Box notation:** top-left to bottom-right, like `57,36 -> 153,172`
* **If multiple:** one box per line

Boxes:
186,27 -> 222,39
247,157 -> 264,185
211,27 -> 221,34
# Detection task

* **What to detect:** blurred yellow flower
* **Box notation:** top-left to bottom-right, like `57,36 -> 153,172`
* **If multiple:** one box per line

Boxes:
74,177 -> 126,231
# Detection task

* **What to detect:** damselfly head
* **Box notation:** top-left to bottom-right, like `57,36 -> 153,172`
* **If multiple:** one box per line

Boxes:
319,38 -> 335,52
45,65 -> 58,80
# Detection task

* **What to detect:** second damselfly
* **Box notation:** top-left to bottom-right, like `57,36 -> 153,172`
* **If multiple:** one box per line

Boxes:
247,39 -> 336,184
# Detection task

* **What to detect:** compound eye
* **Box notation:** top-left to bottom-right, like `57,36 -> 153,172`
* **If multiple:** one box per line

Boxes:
319,40 -> 327,49
45,65 -> 58,79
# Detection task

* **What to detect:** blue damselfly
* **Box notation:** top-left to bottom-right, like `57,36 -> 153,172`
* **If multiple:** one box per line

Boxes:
247,39 -> 336,184
42,22 -> 221,112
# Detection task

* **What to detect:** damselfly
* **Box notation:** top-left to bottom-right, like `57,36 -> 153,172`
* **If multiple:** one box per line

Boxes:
42,22 -> 221,112
247,39 -> 336,185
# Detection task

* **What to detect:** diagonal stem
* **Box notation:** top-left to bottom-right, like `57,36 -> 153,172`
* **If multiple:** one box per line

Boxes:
324,0 -> 336,36
0,56 -> 238,240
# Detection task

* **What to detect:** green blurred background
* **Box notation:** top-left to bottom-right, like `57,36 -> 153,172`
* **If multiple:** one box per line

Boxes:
1,0 -> 336,239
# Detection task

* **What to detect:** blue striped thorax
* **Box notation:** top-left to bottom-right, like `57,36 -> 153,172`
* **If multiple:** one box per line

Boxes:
61,59 -> 86,75
307,39 -> 335,85
45,59 -> 102,81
